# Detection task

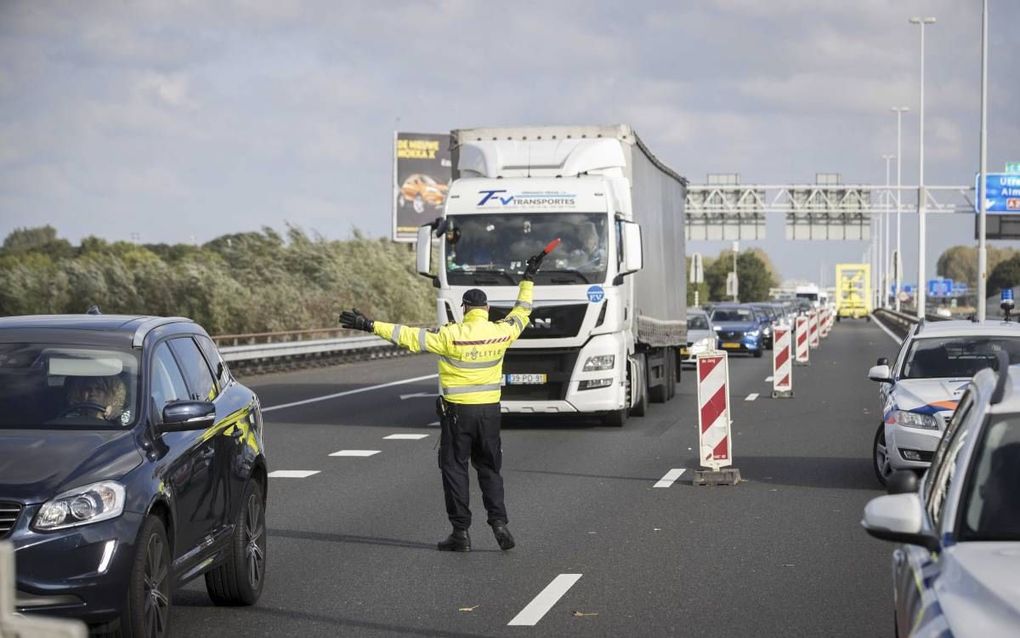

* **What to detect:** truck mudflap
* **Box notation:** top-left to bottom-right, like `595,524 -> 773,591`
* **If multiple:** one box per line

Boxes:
636,315 -> 686,348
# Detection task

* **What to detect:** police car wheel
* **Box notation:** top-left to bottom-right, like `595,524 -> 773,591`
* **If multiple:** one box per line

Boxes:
873,422 -> 892,486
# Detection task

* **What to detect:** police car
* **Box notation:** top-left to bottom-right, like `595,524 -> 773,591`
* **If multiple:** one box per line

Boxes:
861,354 -> 1020,637
867,319 -> 1020,485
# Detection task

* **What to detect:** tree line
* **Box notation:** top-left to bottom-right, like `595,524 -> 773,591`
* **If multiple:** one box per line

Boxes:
0,226 -> 435,335
936,245 -> 1020,298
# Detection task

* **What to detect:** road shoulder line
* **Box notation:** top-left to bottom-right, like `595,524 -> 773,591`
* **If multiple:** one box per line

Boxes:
871,315 -> 904,345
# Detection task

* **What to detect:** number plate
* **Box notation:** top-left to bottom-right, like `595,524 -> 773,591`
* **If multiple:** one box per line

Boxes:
721,342 -> 742,350
504,373 -> 547,385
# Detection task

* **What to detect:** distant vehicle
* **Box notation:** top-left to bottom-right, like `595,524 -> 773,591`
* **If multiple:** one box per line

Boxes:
795,283 -> 822,308
1,314 -> 268,636
862,357 -> 1020,637
835,263 -> 872,320
709,304 -> 764,358
750,304 -> 781,349
682,309 -> 716,364
398,173 -> 448,214
867,319 -> 1020,485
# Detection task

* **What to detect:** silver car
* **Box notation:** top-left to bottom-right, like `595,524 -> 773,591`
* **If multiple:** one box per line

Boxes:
681,310 -> 716,364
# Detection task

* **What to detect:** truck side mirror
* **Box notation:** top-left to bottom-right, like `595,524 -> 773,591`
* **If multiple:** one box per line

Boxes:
619,221 -> 643,277
416,225 -> 434,278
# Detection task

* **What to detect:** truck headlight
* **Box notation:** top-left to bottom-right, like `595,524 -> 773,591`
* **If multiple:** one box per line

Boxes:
583,355 -> 616,371
890,410 -> 940,431
34,481 -> 126,531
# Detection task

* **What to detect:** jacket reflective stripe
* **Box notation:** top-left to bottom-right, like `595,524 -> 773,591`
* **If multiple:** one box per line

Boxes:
391,324 -> 403,344
443,384 -> 502,395
515,301 -> 533,310
418,329 -> 428,351
441,356 -> 503,370
452,336 -> 511,346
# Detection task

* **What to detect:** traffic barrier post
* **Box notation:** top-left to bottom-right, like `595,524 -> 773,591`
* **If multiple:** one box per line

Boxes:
808,310 -> 821,349
821,308 -> 832,338
795,315 -> 810,366
772,324 -> 793,398
693,351 -> 741,486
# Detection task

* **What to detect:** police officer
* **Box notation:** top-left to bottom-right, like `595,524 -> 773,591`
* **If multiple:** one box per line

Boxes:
340,249 -> 548,552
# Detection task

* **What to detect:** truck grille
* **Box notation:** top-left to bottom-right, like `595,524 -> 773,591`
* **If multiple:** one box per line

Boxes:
0,502 -> 22,538
502,349 -> 581,401
489,304 -> 588,340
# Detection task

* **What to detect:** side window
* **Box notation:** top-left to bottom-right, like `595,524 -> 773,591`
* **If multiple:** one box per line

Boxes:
925,391 -> 974,496
151,343 -> 189,415
168,337 -> 217,401
925,401 -> 973,528
195,335 -> 230,390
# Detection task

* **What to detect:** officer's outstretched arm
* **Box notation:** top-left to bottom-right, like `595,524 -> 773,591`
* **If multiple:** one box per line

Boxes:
373,321 -> 450,355
496,280 -> 534,340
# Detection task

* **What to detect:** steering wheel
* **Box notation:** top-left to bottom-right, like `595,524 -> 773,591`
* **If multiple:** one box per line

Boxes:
60,401 -> 109,419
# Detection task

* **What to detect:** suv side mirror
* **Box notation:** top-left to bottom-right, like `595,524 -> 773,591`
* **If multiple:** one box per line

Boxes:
868,364 -> 893,383
159,401 -> 216,433
416,225 -> 434,278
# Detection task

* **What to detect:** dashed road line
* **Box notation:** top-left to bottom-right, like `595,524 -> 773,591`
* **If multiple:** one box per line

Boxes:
383,434 -> 430,440
765,376 -> 774,382
268,470 -> 320,478
329,450 -> 381,457
653,468 -> 686,488
507,574 -> 583,626
262,374 -> 439,413
745,393 -> 759,401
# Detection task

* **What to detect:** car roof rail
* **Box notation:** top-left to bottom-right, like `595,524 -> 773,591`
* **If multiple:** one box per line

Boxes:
991,351 -> 1011,404
132,316 -> 193,348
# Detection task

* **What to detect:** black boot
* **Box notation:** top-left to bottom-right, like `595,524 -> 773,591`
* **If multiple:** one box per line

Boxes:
491,522 -> 515,550
438,529 -> 471,552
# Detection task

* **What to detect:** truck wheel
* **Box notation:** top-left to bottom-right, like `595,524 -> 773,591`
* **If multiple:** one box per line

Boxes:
630,366 -> 648,417
666,354 -> 676,400
649,349 -> 668,403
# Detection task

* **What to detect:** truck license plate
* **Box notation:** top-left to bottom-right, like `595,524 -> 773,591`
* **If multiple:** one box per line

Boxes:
722,342 -> 741,350
504,373 -> 547,385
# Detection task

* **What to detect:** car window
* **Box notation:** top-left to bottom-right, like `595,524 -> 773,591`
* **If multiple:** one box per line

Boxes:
195,335 -> 231,390
925,390 -> 974,497
901,336 -> 1020,379
687,315 -> 709,330
168,337 -> 218,401
711,308 -> 753,322
960,416 -> 1020,541
151,342 -> 189,415
926,407 -> 972,530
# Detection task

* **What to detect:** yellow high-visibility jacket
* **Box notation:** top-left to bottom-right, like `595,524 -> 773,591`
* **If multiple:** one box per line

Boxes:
373,281 -> 533,405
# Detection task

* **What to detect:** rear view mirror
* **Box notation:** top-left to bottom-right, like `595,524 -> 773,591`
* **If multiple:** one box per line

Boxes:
868,365 -> 892,383
861,493 -> 938,552
416,225 -> 433,278
160,401 -> 215,433
620,221 -> 643,276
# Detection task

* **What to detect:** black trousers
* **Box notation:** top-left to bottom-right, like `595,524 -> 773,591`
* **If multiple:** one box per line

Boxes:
439,402 -> 506,530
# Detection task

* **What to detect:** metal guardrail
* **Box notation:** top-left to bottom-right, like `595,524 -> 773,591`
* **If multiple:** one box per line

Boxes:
215,329 -> 416,374
872,307 -> 955,340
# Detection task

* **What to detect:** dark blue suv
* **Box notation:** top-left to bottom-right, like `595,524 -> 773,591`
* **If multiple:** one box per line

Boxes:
0,315 -> 268,637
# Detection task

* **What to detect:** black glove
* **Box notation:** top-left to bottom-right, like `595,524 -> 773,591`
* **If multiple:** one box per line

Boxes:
339,308 -> 374,332
522,252 -> 547,282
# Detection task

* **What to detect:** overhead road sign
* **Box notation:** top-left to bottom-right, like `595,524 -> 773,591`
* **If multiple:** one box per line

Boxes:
974,173 -> 1020,213
927,278 -> 954,298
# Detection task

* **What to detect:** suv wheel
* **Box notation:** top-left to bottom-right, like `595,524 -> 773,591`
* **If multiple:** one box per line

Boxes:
206,480 -> 267,606
873,422 -> 893,486
122,516 -> 172,638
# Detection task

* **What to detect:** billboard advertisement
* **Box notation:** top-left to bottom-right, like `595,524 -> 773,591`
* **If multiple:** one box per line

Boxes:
393,132 -> 451,242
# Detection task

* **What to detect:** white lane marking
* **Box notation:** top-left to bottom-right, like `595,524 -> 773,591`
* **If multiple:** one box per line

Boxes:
507,574 -> 583,626
745,393 -> 759,401
653,468 -> 686,488
872,315 -> 904,345
329,450 -> 380,457
383,434 -> 429,440
427,421 -> 441,428
262,374 -> 439,413
400,391 -> 440,400
765,376 -> 774,382
268,470 -> 320,478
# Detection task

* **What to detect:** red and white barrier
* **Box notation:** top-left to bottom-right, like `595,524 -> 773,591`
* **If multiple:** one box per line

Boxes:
808,310 -> 820,349
795,315 -> 810,365
820,308 -> 831,338
772,324 -> 793,398
696,351 -> 732,471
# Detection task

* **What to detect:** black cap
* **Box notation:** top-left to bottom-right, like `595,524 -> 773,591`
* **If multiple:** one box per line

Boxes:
462,289 -> 488,307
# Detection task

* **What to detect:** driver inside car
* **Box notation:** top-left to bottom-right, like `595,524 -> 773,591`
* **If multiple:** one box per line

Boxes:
63,375 -> 127,423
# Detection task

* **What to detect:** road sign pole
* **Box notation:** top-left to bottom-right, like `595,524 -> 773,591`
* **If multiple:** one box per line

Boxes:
910,16 -> 935,319
977,0 -> 988,321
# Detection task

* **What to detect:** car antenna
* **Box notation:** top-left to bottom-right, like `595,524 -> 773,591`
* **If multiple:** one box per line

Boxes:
991,350 -> 1010,404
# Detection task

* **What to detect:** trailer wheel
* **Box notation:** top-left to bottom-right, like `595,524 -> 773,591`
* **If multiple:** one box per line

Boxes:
649,348 -> 669,403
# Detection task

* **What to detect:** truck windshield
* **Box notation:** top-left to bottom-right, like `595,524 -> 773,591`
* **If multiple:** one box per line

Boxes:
445,213 -> 608,286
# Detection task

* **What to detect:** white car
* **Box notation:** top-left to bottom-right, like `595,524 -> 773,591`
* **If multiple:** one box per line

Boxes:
868,320 -> 1020,485
862,356 -> 1020,637
681,310 -> 716,364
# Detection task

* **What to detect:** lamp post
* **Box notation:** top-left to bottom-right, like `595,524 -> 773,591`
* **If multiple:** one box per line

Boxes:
882,154 -> 895,309
977,0 -> 989,321
910,16 -> 936,319
891,106 -> 909,311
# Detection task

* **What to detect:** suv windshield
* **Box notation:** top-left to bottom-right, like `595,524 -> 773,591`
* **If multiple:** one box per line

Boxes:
711,308 -> 755,323
961,416 -> 1020,541
688,315 -> 709,330
445,213 -> 608,286
901,336 -> 1020,379
0,343 -> 140,429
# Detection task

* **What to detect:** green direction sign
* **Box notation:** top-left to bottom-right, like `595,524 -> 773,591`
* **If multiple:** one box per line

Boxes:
1007,162 -> 1020,174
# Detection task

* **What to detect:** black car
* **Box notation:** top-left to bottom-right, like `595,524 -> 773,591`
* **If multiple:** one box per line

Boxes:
0,315 -> 268,637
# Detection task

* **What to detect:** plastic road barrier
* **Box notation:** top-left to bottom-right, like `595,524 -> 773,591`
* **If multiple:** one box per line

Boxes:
808,310 -> 820,349
772,325 -> 793,398
821,308 -> 832,338
795,315 -> 810,365
696,352 -> 732,470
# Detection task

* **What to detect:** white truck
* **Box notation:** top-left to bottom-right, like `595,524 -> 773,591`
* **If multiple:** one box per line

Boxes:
414,125 -> 687,426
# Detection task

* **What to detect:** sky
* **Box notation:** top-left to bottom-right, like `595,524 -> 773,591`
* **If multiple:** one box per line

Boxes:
1,0 -> 1018,284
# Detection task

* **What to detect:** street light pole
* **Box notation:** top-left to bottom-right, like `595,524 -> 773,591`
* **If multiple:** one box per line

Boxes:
910,16 -> 936,319
882,154 -> 895,309
977,0 -> 989,321
891,106 -> 909,311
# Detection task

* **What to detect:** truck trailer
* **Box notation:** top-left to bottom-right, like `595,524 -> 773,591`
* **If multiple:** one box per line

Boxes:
414,124 -> 687,426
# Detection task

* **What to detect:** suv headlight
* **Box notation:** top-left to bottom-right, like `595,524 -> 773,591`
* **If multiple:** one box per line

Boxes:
34,481 -> 126,531
890,410 -> 940,431
583,355 -> 616,371
746,329 -> 760,338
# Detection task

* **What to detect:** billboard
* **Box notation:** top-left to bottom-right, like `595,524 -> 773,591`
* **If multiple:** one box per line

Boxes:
392,132 -> 451,242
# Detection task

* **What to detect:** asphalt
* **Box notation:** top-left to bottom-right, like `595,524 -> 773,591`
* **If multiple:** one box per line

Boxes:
172,319 -> 904,637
